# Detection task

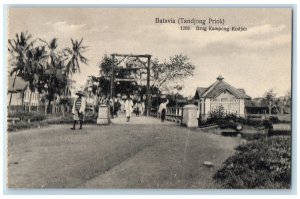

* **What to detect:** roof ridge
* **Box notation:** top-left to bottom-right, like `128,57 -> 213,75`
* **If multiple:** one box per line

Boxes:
204,80 -> 250,99
220,80 -> 248,98
201,80 -> 221,97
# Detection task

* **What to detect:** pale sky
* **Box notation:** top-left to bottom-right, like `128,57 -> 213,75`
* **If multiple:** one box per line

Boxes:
8,8 -> 292,98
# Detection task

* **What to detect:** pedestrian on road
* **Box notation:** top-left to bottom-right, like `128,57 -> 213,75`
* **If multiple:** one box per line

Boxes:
125,95 -> 134,122
114,99 -> 121,117
108,97 -> 114,118
158,98 -> 169,122
134,101 -> 142,117
71,90 -> 86,130
141,101 -> 145,115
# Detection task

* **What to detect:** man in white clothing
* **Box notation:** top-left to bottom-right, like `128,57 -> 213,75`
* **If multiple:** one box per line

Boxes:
71,90 -> 86,130
124,95 -> 134,122
158,98 -> 169,122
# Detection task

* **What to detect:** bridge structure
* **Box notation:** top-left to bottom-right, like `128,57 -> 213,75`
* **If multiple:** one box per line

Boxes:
109,53 -> 152,116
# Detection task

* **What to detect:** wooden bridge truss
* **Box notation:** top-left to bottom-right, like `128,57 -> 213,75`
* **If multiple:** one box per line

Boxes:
110,53 -> 151,116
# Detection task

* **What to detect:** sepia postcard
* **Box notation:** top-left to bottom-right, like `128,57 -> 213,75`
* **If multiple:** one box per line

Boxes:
6,6 -> 293,191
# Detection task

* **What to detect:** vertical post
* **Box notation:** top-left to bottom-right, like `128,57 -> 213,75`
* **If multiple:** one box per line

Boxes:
146,55 -> 151,117
110,54 -> 115,100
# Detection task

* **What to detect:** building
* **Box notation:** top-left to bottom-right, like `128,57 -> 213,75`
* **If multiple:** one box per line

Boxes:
245,97 -> 268,114
7,76 -> 41,112
194,75 -> 251,120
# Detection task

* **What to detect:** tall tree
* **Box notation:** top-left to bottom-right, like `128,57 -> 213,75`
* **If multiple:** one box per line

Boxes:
42,52 -> 68,114
97,55 -> 142,98
24,46 -> 48,111
151,54 -> 195,93
8,31 -> 35,110
263,88 -> 277,116
64,38 -> 88,76
39,38 -> 88,114
39,38 -> 70,114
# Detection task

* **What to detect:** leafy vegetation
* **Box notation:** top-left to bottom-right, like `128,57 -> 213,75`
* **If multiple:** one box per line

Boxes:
213,136 -> 291,188
8,111 -> 46,122
8,32 -> 88,114
201,106 -> 246,127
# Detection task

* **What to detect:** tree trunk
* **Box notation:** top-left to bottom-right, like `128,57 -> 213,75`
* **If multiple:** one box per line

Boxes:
8,93 -> 13,112
47,100 -> 52,114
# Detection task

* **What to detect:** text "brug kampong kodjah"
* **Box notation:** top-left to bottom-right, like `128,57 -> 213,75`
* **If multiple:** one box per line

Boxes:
155,17 -> 247,32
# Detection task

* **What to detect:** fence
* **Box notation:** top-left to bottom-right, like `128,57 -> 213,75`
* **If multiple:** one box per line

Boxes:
8,105 -> 44,113
7,104 -> 70,114
150,106 -> 183,124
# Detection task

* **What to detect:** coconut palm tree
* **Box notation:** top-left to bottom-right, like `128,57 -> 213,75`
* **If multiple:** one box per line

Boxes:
24,46 -> 48,112
39,38 -> 67,114
64,38 -> 88,76
8,31 -> 35,111
62,38 -> 88,114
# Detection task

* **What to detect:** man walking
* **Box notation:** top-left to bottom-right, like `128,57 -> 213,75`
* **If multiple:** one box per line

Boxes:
124,95 -> 133,122
71,90 -> 86,130
158,98 -> 169,122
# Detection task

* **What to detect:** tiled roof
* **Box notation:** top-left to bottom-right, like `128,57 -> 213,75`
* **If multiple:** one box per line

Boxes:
195,87 -> 207,99
195,76 -> 251,99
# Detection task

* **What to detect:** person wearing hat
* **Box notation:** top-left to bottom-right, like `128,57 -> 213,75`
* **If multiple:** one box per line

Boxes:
124,95 -> 134,122
71,90 -> 86,130
158,98 -> 169,122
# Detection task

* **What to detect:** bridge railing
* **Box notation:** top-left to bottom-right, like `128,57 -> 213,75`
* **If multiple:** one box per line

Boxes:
149,106 -> 183,124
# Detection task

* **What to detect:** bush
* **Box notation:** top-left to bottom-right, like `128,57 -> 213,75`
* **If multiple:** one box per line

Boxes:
8,111 -> 46,122
213,136 -> 291,188
7,121 -> 48,131
7,112 -> 98,131
45,117 -> 73,124
241,132 -> 267,141
203,106 -> 246,127
269,130 -> 291,136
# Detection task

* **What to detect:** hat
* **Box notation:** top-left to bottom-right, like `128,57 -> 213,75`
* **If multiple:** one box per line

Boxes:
76,90 -> 85,96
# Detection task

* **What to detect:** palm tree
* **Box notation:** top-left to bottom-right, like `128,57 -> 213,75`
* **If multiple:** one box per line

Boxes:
24,46 -> 48,112
64,38 -> 88,75
62,38 -> 88,114
8,31 -> 35,111
42,52 -> 68,115
64,38 -> 88,76
39,38 -> 67,115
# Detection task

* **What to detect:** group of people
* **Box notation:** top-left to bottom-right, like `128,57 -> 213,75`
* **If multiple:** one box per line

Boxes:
70,90 -> 169,129
123,96 -> 146,122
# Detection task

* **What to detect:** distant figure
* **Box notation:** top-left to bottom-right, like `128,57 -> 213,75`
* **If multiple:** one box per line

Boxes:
108,97 -> 114,118
134,101 -> 142,117
71,90 -> 86,130
158,98 -> 169,122
124,95 -> 134,122
141,101 -> 145,115
120,98 -> 125,113
114,99 -> 121,117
